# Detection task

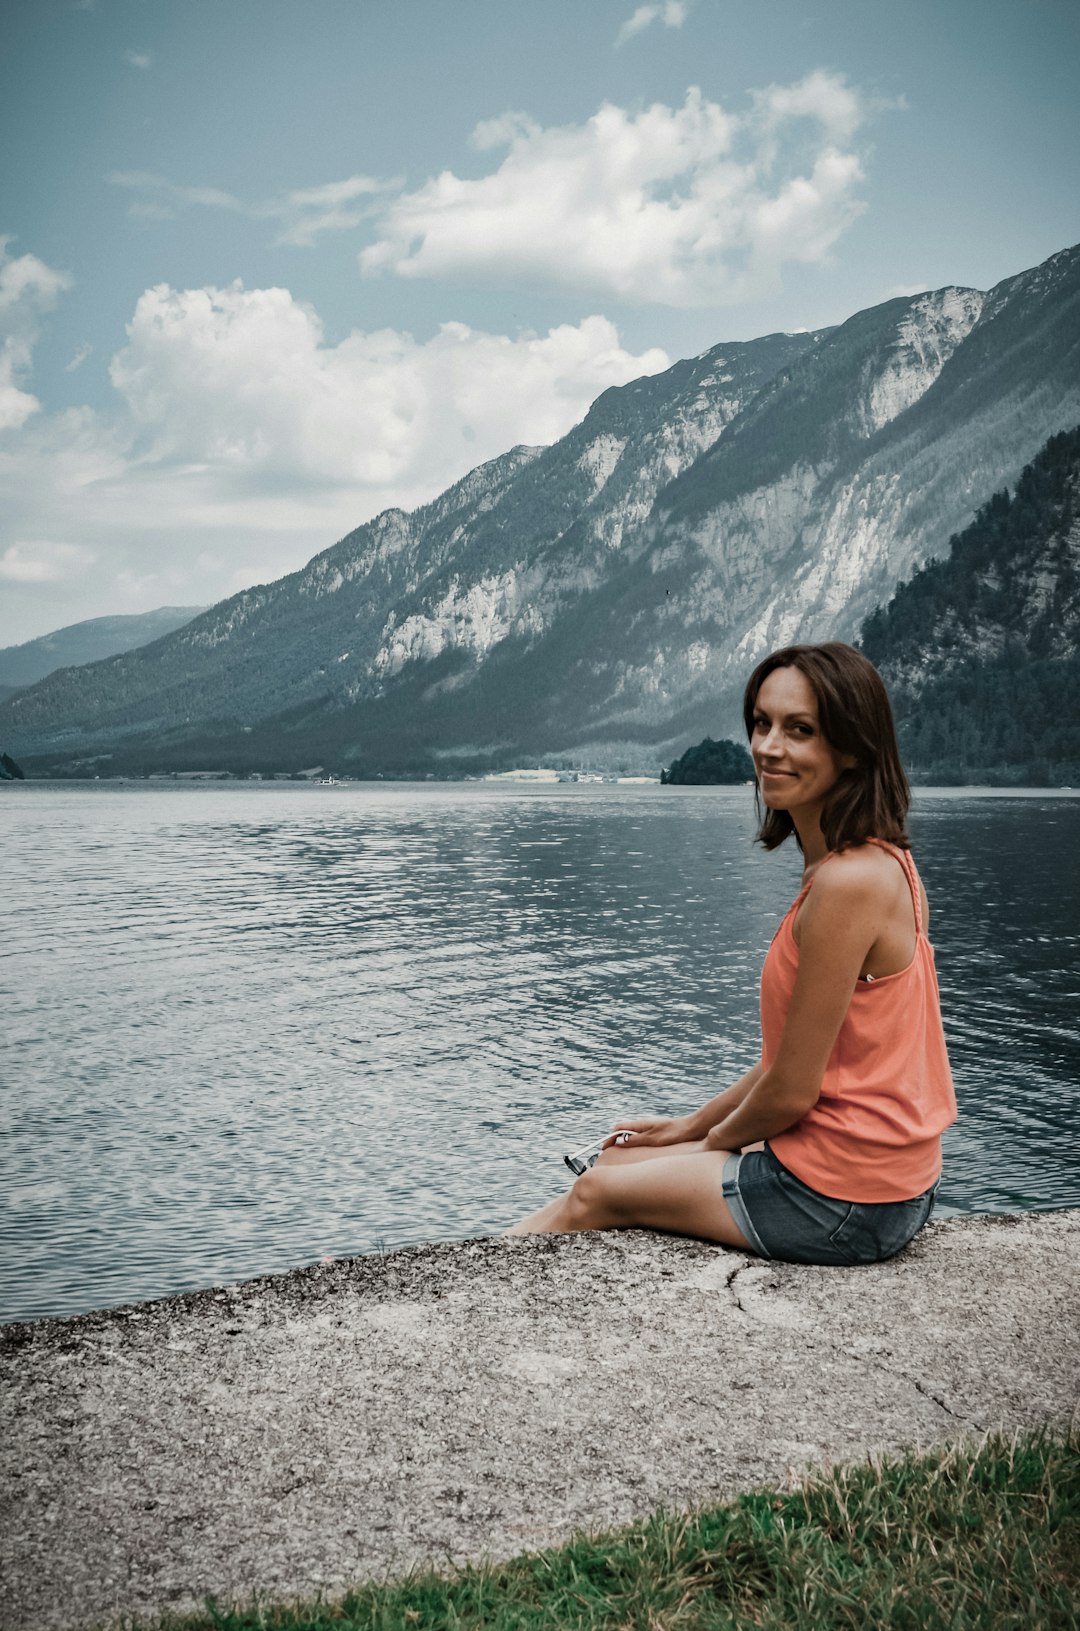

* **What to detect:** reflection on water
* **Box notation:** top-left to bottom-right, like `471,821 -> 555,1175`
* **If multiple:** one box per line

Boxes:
2,782 -> 1078,1322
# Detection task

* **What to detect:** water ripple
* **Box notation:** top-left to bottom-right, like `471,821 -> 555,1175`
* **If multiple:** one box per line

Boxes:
2,782 -> 1078,1320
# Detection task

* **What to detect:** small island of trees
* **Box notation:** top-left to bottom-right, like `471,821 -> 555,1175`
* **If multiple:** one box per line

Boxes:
660,736 -> 754,785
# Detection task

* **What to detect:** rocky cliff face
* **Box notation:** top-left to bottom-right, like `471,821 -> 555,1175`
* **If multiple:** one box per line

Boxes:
4,244 -> 1079,774
560,253 -> 1079,747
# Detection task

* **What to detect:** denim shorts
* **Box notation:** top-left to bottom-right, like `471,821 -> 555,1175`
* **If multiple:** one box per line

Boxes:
722,1144 -> 938,1266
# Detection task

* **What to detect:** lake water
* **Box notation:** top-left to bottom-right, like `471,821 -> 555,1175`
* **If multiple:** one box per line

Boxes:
3,782 -> 1078,1323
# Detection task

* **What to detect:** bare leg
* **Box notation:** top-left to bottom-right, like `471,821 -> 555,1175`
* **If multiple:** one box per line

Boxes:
506,1140 -> 754,1251
505,1137 -> 704,1232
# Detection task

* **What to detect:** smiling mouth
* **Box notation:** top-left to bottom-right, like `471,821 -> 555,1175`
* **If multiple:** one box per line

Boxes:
760,769 -> 796,779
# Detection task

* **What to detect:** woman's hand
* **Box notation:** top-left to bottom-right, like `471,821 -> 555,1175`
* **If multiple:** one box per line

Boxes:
603,1114 -> 694,1149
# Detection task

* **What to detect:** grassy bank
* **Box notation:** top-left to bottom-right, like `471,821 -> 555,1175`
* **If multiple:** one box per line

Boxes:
160,1426 -> 1078,1631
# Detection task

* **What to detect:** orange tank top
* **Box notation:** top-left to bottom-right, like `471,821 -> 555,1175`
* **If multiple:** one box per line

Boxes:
762,839 -> 956,1203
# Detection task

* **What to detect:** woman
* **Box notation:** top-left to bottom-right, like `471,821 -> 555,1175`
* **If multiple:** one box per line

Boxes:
509,642 -> 956,1264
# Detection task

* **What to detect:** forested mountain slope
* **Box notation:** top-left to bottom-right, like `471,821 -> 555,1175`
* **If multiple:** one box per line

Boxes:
861,425 -> 1080,783
0,607 -> 205,700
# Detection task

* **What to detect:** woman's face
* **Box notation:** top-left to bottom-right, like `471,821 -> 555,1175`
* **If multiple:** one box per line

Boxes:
750,665 -> 853,817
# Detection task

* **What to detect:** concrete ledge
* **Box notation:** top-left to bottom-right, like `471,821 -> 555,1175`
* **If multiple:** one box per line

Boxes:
2,1210 -> 1079,1630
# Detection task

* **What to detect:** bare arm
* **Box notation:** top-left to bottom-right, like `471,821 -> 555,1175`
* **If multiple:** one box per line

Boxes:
611,1060 -> 764,1148
702,856 -> 890,1151
682,1060 -> 765,1137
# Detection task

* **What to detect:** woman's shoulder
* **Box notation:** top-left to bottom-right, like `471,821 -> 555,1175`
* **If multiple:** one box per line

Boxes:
794,841 -> 925,945
811,842 -> 910,905
833,837 -> 910,867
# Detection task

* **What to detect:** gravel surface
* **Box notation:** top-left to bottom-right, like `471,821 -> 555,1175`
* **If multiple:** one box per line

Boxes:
2,1210 -> 1078,1630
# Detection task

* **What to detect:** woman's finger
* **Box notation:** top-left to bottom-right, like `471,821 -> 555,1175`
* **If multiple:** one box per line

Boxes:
601,1128 -> 638,1148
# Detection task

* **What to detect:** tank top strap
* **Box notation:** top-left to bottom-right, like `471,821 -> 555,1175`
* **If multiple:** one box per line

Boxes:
865,837 -> 923,935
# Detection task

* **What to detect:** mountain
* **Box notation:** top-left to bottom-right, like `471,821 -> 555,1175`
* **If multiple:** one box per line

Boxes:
860,424 -> 1080,784
0,608 -> 207,702
3,243 -> 1079,778
1,332 -> 814,769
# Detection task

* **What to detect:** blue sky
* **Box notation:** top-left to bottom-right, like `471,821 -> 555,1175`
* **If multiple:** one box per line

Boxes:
2,0 -> 1078,642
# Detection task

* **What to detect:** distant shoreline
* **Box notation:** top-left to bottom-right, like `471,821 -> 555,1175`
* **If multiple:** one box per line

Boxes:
4,778 -> 1080,798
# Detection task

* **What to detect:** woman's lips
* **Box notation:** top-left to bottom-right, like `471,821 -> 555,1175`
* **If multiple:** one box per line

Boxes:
759,768 -> 796,780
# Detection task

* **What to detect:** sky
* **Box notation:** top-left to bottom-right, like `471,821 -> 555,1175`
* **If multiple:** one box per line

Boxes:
2,0 -> 1078,643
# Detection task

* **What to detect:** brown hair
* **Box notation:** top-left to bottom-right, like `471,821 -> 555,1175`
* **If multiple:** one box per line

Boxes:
742,641 -> 910,852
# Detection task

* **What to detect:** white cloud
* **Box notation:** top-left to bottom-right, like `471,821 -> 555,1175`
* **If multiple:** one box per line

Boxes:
1,277 -> 668,636
754,67 -> 865,146
109,169 -> 394,246
615,1 -> 688,47
258,176 -> 397,247
360,76 -> 875,307
124,49 -> 154,70
0,239 -> 72,432
0,242 -> 71,315
109,280 -> 668,488
65,343 -> 93,372
109,171 -> 244,221
0,541 -> 96,584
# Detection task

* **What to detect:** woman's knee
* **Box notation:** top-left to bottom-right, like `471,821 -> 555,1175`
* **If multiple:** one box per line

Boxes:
566,1165 -> 619,1228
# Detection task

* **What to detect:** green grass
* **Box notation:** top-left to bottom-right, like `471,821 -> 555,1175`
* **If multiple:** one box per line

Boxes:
160,1426 -> 1079,1631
